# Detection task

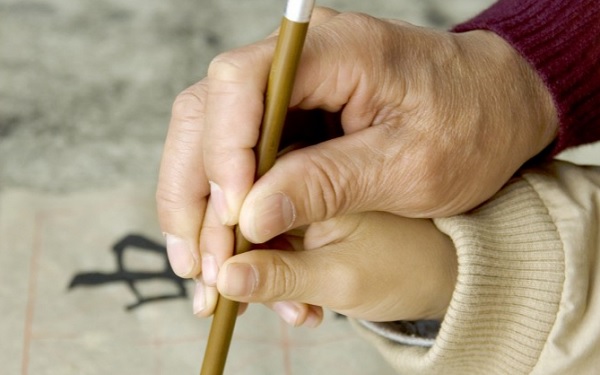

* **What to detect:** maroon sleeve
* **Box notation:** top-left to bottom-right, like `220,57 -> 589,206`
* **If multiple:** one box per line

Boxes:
453,0 -> 600,155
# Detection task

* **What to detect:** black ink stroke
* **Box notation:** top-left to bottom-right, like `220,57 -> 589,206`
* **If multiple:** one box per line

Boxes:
68,234 -> 188,310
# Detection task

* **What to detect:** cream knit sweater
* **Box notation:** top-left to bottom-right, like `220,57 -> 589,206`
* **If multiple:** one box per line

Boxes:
353,161 -> 600,374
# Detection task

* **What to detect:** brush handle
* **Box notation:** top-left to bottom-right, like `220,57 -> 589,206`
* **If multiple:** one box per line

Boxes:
256,17 -> 310,177
200,6 -> 312,375
200,227 -> 250,375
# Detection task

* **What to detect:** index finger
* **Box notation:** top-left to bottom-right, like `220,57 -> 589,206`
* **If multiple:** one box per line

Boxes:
202,39 -> 275,225
202,7 -> 341,227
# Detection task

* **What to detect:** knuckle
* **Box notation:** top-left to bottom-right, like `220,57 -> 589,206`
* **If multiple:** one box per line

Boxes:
335,12 -> 389,46
336,11 -> 374,27
165,90 -> 208,156
301,152 -> 352,220
299,139 -> 390,219
156,173 -> 205,214
312,6 -> 339,20
171,85 -> 207,124
207,51 -> 247,83
313,12 -> 381,52
261,254 -> 300,301
155,184 -> 190,212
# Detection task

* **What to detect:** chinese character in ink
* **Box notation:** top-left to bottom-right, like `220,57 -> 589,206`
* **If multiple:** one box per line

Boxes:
68,234 -> 188,310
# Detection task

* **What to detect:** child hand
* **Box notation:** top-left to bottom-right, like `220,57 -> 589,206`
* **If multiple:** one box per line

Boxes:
206,212 -> 457,326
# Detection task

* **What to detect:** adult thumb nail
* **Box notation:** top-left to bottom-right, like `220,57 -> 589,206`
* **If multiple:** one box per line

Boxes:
248,192 -> 296,242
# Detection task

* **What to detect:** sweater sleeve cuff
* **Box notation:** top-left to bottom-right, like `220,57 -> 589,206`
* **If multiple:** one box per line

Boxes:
351,176 -> 565,374
356,319 -> 439,347
452,0 -> 600,154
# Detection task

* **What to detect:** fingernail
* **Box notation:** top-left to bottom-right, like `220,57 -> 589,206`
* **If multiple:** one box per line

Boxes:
304,310 -> 322,328
202,254 -> 219,286
193,278 -> 206,314
273,302 -> 300,326
209,181 -> 232,225
252,192 -> 296,239
164,233 -> 195,277
221,263 -> 257,297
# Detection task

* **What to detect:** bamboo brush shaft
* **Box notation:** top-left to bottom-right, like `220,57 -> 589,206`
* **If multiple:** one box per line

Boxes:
200,17 -> 310,375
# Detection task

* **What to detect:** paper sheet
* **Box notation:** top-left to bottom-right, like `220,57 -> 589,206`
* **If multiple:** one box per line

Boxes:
0,187 -> 396,374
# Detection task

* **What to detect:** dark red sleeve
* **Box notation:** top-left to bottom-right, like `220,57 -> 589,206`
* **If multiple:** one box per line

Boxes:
453,0 -> 600,155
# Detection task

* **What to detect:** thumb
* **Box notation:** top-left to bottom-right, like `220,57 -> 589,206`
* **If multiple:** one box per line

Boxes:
238,126 -> 393,243
216,247 -> 353,307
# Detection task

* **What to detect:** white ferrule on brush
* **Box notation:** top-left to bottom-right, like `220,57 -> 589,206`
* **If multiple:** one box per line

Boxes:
284,0 -> 315,23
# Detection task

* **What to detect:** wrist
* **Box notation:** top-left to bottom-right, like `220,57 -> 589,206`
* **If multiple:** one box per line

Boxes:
492,30 -> 560,153
456,30 -> 559,159
417,220 -> 457,321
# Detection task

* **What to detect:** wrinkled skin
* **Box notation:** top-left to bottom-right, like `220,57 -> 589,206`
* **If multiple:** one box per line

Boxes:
156,8 -> 557,324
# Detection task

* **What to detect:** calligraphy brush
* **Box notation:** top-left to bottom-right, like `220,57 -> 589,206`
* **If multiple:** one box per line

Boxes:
200,1 -> 315,374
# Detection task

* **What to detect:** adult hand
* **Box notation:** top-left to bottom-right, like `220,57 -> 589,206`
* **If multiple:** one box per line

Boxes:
156,8 -> 557,292
213,212 -> 457,325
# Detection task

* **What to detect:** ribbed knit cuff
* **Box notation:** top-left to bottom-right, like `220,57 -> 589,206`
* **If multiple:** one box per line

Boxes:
352,176 -> 564,374
453,0 -> 600,155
